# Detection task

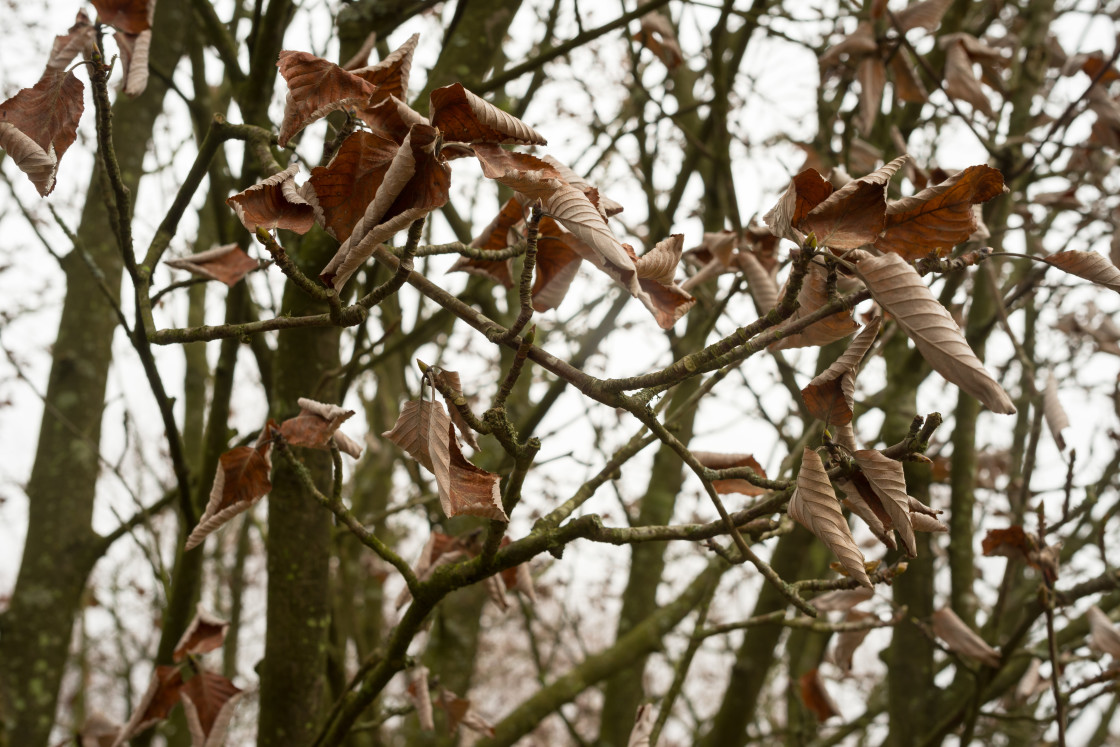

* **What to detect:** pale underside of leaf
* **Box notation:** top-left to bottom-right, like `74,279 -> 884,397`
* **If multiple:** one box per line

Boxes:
351,32 -> 419,103
0,123 -> 58,195
931,606 -> 1000,666
856,252 -> 1015,414
382,400 -> 453,515
434,369 -> 480,450
1087,605 -> 1120,658
180,671 -> 243,747
911,512 -> 949,532
540,154 -> 624,216
429,82 -> 547,146
737,250 -> 779,315
853,449 -> 917,557
1042,371 -> 1069,451
1042,250 -> 1120,293
858,56 -> 886,136
628,703 -> 657,747
791,447 -> 872,588
164,243 -> 257,287
116,29 -> 152,96
839,479 -> 896,551
185,426 -> 274,551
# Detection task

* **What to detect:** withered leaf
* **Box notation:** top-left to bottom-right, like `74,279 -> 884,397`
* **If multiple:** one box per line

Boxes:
853,449 -> 917,557
407,666 -> 435,731
471,143 -> 563,200
433,369 -> 480,451
46,11 -> 95,72
172,605 -> 229,663
908,495 -> 941,516
856,252 -> 1016,414
279,397 -> 363,458
356,95 -> 430,141
799,668 -> 841,721
185,422 -> 276,551
628,703 -> 657,747
874,165 -> 1005,260
693,451 -> 767,496
449,195 -> 525,288
0,68 -> 84,196
1086,605 -> 1120,659
276,51 -> 376,147
437,687 -> 495,736
111,666 -> 184,746
351,33 -> 419,105
737,250 -> 780,315
1042,371 -> 1070,451
800,156 -> 905,250
540,155 -> 624,216
395,532 -> 472,609
531,216 -> 585,312
1042,250 -> 1120,293
894,0 -> 954,32
634,12 -> 683,70
383,399 -> 452,509
819,22 -> 877,68
981,525 -> 1034,560
771,262 -> 859,350
858,56 -> 886,135
839,476 -> 897,551
227,164 -> 315,234
430,83 -> 546,146
911,512 -> 949,533
831,609 -> 873,675
889,50 -> 929,103
764,169 -> 835,244
164,244 -> 258,287
305,130 -> 400,241
931,606 -> 1000,666
448,425 -> 508,521
812,586 -> 873,612
791,447 -> 872,588
628,236 -> 696,328
943,41 -> 993,117
91,0 -> 153,35
802,317 -> 881,425
180,670 -> 242,747
115,29 -> 152,97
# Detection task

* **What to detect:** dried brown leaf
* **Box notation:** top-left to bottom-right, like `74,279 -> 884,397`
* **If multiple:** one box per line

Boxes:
889,50 -> 928,103
172,605 -> 229,663
185,423 -> 276,551
111,666 -> 184,747
472,142 -> 564,200
164,244 -> 258,287
874,165 -> 1006,260
430,83 -> 546,145
433,369 -> 480,450
802,317 -> 880,424
811,586 -> 873,612
634,12 -> 683,69
693,451 -> 767,496
764,169 -> 834,244
448,426 -> 508,521
856,252 -> 1016,414
736,250 -> 779,314
351,33 -> 419,105
894,0 -> 953,32
407,666 -> 435,731
279,397 -> 362,458
628,703 -> 658,747
943,41 -> 993,117
1042,250 -> 1120,293
840,474 -> 897,551
91,0 -> 153,34
629,236 -> 696,328
437,688 -> 495,736
931,606 -> 1000,666
831,609 -> 873,674
858,57 -> 886,135
227,164 -> 315,234
819,22 -> 877,68
771,263 -> 859,350
180,670 -> 242,747
1042,371 -> 1070,451
800,156 -> 905,250
532,216 -> 585,311
853,449 -> 917,557
908,495 -> 941,516
799,668 -> 841,721
78,711 -> 121,747
1087,605 -> 1120,658
382,399 -> 453,514
449,195 -> 525,288
305,130 -> 400,241
115,30 -> 152,96
276,51 -> 376,147
47,11 -> 95,72
791,447 -> 871,588
355,95 -> 430,141
0,68 -> 84,196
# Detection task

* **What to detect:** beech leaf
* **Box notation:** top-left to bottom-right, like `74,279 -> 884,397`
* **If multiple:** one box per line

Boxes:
356,95 -> 430,141
46,11 -> 95,72
799,668 -> 841,721
185,422 -> 276,551
839,477 -> 897,551
172,605 -> 229,663
1086,605 -> 1120,659
894,0 -> 953,32
819,22 -> 878,68
629,236 -> 697,328
437,687 -> 495,736
771,262 -> 859,350
931,607 -> 1000,666
943,41 -> 993,117
693,451 -> 767,495
628,703 -> 658,747
164,244 -> 258,287
447,425 -> 508,521
531,216 -> 586,312
791,447 -> 872,588
227,164 -> 315,235
471,142 -> 564,200
276,51 -> 376,146
981,525 -> 1034,560
800,156 -> 905,250
407,666 -> 435,731
383,399 -> 453,512
874,165 -> 1006,260
180,670 -> 242,747
91,0 -> 153,35
279,397 -> 362,458
911,512 -> 949,533
433,369 -> 480,450
831,609 -> 873,675
853,450 -> 917,557
111,666 -> 184,747
857,57 -> 886,136
429,83 -> 546,145
764,169 -> 834,244
802,317 -> 880,424
856,252 -> 1016,414
737,250 -> 779,314
889,50 -> 929,103
1042,250 -> 1120,293
0,68 -> 85,196
305,130 -> 401,241
812,587 -> 873,613
540,155 -> 624,216
1042,371 -> 1070,451
449,195 -> 525,288
115,30 -> 152,97
351,33 -> 419,105
634,12 -> 683,70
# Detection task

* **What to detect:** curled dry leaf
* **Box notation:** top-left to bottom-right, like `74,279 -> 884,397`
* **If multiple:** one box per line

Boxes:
628,703 -> 658,747
46,11 -> 95,72
931,606 -> 1000,667
351,33 -> 419,104
472,142 -> 563,200
430,82 -> 547,146
737,250 -> 779,315
1042,371 -> 1070,451
811,586 -> 873,613
853,450 -> 917,557
0,68 -> 85,196
889,50 -> 929,103
819,21 -> 877,68
180,670 -> 242,747
185,422 -> 277,551
433,369 -> 480,450
833,422 -> 860,454
279,397 -> 362,458
1015,658 -> 1046,702
382,399 -> 453,512
799,668 -> 841,721
227,164 -> 315,235
1042,250 -> 1120,294
437,688 -> 495,736
910,512 -> 949,533
628,235 -> 696,328
91,0 -> 153,35
115,29 -> 152,96
874,165 -> 1006,260
764,169 -> 834,244
799,156 -> 906,250
894,0 -> 954,32
357,95 -> 430,141
532,216 -> 586,312
802,317 -> 881,425
394,532 -> 472,609
111,665 -> 184,747
407,666 -> 435,731
838,477 -> 896,551
172,604 -> 229,663
634,12 -> 683,70
276,51 -> 376,146
693,451 -> 767,495
856,252 -> 1016,414
164,244 -> 258,287
305,130 -> 401,241
943,40 -> 993,117
770,262 -> 859,350
791,447 -> 872,588
908,495 -> 941,516
447,427 -> 508,521
448,195 -> 523,288
857,56 -> 886,136
540,155 -> 624,216
1086,605 -> 1120,659
831,609 -> 873,675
